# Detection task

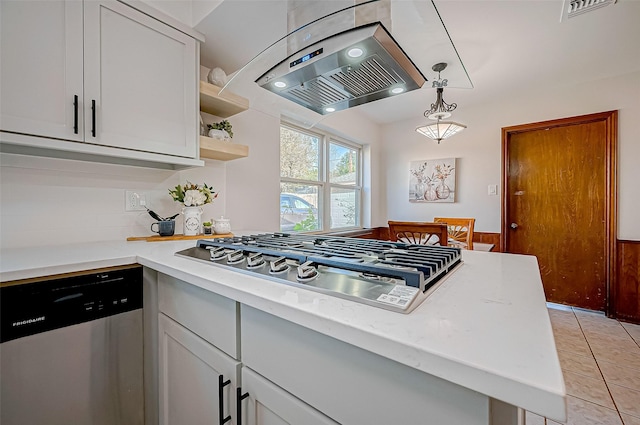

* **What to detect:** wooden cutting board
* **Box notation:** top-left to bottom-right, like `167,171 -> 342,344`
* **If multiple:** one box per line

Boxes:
127,233 -> 233,242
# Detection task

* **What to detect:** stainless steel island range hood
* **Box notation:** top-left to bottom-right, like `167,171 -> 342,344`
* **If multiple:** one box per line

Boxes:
209,0 -> 472,128
255,22 -> 427,115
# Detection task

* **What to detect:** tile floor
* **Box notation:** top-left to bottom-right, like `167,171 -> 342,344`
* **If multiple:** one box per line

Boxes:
526,304 -> 640,425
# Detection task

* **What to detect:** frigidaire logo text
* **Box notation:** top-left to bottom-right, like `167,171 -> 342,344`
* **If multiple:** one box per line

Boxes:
13,316 -> 45,327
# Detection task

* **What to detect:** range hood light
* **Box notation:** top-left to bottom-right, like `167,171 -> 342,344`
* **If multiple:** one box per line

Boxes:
347,47 -> 364,58
391,87 -> 404,94
325,107 -> 336,112
274,81 -> 287,88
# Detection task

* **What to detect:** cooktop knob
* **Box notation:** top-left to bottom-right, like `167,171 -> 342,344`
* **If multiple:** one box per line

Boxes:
227,250 -> 245,265
246,252 -> 265,268
269,256 -> 289,274
297,261 -> 318,282
209,247 -> 226,261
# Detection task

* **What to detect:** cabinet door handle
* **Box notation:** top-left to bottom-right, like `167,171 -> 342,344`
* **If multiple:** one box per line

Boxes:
236,387 -> 249,425
91,99 -> 96,137
218,375 -> 231,425
73,95 -> 79,134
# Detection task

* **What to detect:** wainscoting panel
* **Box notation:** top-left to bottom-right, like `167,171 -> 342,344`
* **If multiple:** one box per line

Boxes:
615,240 -> 640,323
474,232 -> 501,252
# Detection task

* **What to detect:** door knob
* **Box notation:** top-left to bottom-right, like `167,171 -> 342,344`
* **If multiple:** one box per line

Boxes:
510,223 -> 518,229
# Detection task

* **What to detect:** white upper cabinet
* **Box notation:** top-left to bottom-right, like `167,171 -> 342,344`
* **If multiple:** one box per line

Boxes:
0,0 -> 84,141
1,0 -> 199,164
83,1 -> 197,158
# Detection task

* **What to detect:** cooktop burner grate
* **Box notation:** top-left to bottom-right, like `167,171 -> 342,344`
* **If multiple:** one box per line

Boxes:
176,233 -> 462,313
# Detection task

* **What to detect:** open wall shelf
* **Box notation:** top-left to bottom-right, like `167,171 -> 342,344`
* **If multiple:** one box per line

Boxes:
199,136 -> 248,161
200,81 -> 249,118
199,81 -> 249,161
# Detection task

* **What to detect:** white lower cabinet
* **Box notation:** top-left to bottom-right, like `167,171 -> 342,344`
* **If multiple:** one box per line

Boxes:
241,305 -> 492,425
155,276 -> 516,425
239,367 -> 338,425
158,313 -> 240,425
156,274 -> 337,425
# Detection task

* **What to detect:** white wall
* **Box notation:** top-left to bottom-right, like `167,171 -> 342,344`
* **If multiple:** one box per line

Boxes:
0,153 -> 227,249
382,71 -> 640,239
192,0 -> 224,27
139,0 -> 223,29
140,0 -> 193,26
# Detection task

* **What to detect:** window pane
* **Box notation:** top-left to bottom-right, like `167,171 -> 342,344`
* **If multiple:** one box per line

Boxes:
280,127 -> 320,181
280,184 -> 320,232
329,142 -> 357,185
330,188 -> 359,229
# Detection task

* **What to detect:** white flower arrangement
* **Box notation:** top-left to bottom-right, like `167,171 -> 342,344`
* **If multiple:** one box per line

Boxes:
169,182 -> 218,206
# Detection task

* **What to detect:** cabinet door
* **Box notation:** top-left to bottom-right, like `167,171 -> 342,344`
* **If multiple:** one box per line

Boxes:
242,306 -> 490,425
159,313 -> 240,425
240,367 -> 338,425
83,1 -> 197,158
0,0 -> 84,141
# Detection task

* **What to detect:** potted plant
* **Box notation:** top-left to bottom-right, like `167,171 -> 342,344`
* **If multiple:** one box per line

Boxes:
207,120 -> 233,141
202,221 -> 213,235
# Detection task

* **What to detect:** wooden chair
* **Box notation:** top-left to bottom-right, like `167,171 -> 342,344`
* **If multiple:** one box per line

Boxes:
387,221 -> 448,246
433,217 -> 475,250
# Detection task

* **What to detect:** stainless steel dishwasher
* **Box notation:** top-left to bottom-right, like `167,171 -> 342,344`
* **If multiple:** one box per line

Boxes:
1,264 -> 144,425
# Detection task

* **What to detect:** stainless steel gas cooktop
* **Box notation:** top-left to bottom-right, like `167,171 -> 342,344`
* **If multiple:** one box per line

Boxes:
176,233 -> 462,313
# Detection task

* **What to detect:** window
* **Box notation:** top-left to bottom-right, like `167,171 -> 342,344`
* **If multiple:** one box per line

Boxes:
280,123 -> 362,232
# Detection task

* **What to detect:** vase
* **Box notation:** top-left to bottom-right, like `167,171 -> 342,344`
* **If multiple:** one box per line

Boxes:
208,129 -> 231,141
436,180 -> 451,199
207,67 -> 227,87
182,206 -> 203,236
424,184 -> 438,201
414,182 -> 426,201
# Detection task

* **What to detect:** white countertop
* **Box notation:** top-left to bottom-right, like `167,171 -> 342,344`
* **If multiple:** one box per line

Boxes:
0,238 -> 566,421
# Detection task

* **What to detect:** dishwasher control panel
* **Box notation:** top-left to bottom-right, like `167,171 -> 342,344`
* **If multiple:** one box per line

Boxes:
0,265 -> 143,343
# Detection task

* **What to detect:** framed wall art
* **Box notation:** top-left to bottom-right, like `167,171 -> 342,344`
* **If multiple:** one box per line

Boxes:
409,158 -> 456,203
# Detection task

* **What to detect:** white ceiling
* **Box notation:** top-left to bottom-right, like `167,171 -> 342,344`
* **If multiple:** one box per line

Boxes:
195,0 -> 640,125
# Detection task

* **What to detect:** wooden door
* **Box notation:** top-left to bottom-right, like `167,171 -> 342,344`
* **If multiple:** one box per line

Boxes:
0,0 -> 84,141
83,1 -> 197,158
502,112 -> 617,311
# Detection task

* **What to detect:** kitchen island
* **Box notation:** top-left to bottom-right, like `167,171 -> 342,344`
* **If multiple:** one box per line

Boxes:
0,237 -> 566,424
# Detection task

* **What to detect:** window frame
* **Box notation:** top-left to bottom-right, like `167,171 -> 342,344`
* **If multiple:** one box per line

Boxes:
280,122 -> 363,233
326,137 -> 362,230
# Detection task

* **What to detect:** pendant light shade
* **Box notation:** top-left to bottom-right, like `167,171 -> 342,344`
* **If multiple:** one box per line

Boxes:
416,119 -> 466,144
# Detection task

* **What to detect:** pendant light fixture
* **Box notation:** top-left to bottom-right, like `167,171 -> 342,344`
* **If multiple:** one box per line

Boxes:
415,63 -> 466,144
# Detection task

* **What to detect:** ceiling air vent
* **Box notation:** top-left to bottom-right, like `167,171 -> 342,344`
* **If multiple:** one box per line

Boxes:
561,0 -> 617,20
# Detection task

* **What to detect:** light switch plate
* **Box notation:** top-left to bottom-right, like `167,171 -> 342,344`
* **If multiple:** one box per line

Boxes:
488,185 -> 498,196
